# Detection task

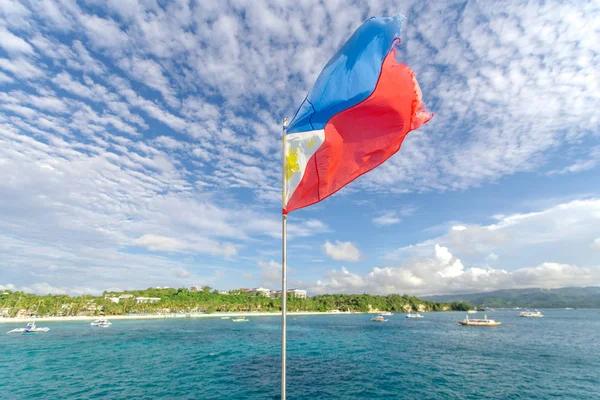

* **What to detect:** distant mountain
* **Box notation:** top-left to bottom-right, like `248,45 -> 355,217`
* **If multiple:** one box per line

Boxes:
423,287 -> 600,308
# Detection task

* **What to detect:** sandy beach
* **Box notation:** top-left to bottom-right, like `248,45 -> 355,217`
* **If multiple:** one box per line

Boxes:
0,311 -> 363,324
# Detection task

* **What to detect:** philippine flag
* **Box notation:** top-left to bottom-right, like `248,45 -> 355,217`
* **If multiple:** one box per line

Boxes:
283,15 -> 433,214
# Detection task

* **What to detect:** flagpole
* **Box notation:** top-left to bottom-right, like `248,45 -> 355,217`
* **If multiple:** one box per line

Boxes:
281,117 -> 288,400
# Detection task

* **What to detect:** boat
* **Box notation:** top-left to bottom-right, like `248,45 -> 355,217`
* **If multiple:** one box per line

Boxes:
379,311 -> 393,316
371,315 -> 387,322
519,310 -> 543,317
467,310 -> 477,314
90,318 -> 112,327
406,313 -> 423,318
232,317 -> 249,322
458,314 -> 501,327
7,321 -> 50,334
220,316 -> 230,319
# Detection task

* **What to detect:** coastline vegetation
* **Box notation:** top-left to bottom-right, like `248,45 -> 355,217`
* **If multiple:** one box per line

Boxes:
0,287 -> 472,317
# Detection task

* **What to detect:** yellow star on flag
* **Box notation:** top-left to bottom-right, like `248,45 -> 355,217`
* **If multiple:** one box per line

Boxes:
284,147 -> 300,180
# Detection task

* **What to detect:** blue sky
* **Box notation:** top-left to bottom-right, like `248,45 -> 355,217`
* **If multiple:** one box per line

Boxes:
0,0 -> 599,296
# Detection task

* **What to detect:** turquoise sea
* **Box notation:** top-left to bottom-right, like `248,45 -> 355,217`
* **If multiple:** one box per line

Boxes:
2,309 -> 599,399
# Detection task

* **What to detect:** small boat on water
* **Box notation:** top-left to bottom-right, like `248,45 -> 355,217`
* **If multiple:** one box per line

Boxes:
379,311 -> 393,316
371,315 -> 388,322
467,310 -> 477,314
458,314 -> 501,327
7,321 -> 50,334
406,313 -> 423,318
90,319 -> 112,327
221,316 -> 230,319
519,310 -> 543,318
232,317 -> 249,322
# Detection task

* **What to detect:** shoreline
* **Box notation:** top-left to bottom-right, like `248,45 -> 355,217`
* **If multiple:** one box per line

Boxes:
0,311 -> 367,323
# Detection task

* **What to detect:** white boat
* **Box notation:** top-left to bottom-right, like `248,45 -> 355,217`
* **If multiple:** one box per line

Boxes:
467,310 -> 477,314
379,311 -> 393,316
232,317 -> 248,322
90,318 -> 112,327
458,314 -> 501,327
519,310 -> 543,318
7,321 -> 50,334
371,315 -> 387,322
406,313 -> 423,318
220,316 -> 230,319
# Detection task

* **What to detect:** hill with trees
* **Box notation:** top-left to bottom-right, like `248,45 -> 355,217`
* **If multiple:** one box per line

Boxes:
423,287 -> 600,308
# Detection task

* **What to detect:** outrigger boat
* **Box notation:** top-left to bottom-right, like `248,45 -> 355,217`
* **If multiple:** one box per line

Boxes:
458,314 -> 501,327
90,318 -> 112,327
371,315 -> 388,322
7,321 -> 50,334
519,310 -> 543,317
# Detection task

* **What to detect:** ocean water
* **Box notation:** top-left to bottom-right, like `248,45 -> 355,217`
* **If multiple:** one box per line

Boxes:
1,310 -> 599,399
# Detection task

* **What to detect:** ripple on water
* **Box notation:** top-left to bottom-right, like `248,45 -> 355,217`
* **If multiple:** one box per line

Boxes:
2,311 -> 600,399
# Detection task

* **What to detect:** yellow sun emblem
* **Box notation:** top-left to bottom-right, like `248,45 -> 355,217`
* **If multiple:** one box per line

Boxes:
284,147 -> 300,181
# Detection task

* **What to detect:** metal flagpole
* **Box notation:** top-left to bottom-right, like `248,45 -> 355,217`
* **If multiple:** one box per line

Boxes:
281,117 -> 288,400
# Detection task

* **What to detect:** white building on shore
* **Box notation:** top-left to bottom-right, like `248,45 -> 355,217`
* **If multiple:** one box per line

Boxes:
135,297 -> 161,304
234,287 -> 307,299
287,289 -> 307,299
253,287 -> 272,297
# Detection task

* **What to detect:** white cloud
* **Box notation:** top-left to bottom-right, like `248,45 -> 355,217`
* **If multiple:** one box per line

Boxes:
485,253 -> 499,263
373,211 -> 401,226
1,1 -> 598,295
134,234 -> 187,252
311,245 -> 600,296
69,40 -> 106,75
0,284 -> 17,292
593,238 -> 600,251
0,57 -> 44,79
0,26 -> 35,54
0,282 -> 98,296
79,14 -> 130,51
0,71 -> 14,83
118,56 -> 179,107
0,0 -> 33,30
357,1 -> 600,194
258,259 -> 281,288
174,267 -> 190,278
387,198 -> 600,271
323,240 -> 361,262
154,135 -> 185,150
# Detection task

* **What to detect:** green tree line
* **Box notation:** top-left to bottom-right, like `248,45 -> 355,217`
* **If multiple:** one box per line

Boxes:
0,287 -> 472,317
